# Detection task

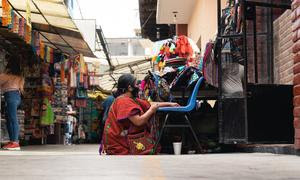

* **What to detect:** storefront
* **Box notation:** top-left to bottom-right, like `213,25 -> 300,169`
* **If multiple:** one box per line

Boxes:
0,0 -> 101,146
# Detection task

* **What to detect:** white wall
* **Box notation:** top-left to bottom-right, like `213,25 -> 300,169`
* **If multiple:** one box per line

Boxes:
188,0 -> 226,54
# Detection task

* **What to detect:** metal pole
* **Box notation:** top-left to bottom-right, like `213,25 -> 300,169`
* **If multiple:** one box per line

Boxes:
0,90 -> 2,148
253,6 -> 258,83
269,0 -> 274,84
30,0 -> 78,54
217,0 -> 223,143
217,0 -> 222,97
242,0 -> 249,142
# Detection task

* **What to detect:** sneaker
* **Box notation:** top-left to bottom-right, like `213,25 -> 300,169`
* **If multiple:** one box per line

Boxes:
2,142 -> 12,149
3,142 -> 20,151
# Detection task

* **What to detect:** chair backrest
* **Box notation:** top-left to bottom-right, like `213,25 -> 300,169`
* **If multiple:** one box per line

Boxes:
186,77 -> 204,111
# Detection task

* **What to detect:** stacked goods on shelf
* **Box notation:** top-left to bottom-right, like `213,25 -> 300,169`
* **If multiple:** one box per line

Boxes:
0,118 -> 9,143
52,77 -> 68,123
17,110 -> 25,139
0,110 -> 25,142
22,64 -> 42,141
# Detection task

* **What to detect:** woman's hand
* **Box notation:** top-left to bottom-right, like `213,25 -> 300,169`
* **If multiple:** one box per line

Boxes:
169,102 -> 180,107
150,103 -> 159,113
150,102 -> 180,108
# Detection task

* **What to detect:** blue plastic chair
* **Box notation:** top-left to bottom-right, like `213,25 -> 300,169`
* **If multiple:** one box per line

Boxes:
154,77 -> 204,153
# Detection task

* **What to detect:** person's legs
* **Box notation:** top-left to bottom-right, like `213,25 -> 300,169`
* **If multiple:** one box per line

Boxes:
7,92 -> 21,142
64,122 -> 72,145
69,122 -> 73,144
5,109 -> 13,141
64,133 -> 70,145
3,91 -> 21,150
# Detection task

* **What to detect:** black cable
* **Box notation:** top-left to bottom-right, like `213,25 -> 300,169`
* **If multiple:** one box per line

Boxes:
6,0 -> 65,54
30,0 -> 78,54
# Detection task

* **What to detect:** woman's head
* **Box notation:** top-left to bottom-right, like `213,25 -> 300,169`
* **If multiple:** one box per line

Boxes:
5,54 -> 22,76
114,74 -> 139,98
4,54 -> 24,92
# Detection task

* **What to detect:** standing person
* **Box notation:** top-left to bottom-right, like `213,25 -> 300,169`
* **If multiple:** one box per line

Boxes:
100,74 -> 179,155
101,95 -> 114,124
0,55 -> 24,150
98,94 -> 114,143
65,104 -> 76,145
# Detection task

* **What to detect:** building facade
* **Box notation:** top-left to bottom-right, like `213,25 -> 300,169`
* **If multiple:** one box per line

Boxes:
156,0 -> 226,53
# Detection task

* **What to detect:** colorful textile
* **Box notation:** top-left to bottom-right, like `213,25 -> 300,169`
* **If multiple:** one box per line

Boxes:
25,25 -> 32,44
50,48 -> 54,63
8,10 -> 13,29
2,0 -> 12,27
202,42 -> 218,87
40,42 -> 45,60
11,13 -> 19,33
75,99 -> 87,108
102,96 -> 159,155
35,31 -> 41,56
18,18 -> 25,38
69,67 -> 76,88
84,75 -> 88,89
46,46 -> 51,62
175,35 -> 193,59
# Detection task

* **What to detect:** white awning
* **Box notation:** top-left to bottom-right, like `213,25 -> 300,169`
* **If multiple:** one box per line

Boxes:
0,0 -> 95,57
98,58 -> 152,90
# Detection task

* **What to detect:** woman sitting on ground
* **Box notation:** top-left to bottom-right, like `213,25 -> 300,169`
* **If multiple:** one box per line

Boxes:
100,74 -> 179,155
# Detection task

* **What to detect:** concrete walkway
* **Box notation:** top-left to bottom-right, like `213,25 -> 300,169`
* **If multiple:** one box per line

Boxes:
0,145 -> 300,180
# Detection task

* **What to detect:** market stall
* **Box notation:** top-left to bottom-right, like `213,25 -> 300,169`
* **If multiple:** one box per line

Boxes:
139,35 -> 219,153
0,0 -> 97,146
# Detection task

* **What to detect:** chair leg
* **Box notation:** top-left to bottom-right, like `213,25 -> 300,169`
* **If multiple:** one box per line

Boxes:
153,113 -> 169,153
184,114 -> 203,153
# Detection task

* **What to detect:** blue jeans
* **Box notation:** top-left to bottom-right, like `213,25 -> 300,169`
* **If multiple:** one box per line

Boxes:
4,91 -> 21,142
65,121 -> 73,144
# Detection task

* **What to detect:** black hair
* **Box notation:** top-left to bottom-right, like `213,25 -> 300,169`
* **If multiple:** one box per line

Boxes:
113,74 -> 136,98
5,54 -> 22,76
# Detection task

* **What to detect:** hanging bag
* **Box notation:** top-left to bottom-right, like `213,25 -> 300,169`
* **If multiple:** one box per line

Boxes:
127,129 -> 156,155
40,98 -> 54,125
